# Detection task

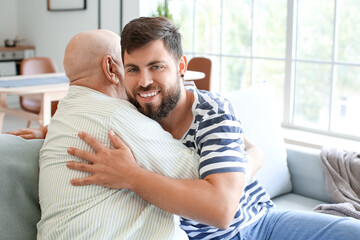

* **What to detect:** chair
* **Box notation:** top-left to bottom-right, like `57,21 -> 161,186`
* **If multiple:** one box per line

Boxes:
19,57 -> 59,127
187,57 -> 212,91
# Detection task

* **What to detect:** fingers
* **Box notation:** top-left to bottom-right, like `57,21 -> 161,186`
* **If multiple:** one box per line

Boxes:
66,161 -> 94,186
108,130 -> 127,149
22,133 -> 38,139
4,129 -> 27,136
78,131 -> 105,153
67,161 -> 107,187
70,176 -> 94,186
67,147 -> 97,163
66,161 -> 93,186
4,130 -> 34,139
67,160 -> 92,172
4,128 -> 45,139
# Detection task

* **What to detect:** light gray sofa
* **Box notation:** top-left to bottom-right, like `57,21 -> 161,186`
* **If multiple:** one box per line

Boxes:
0,85 -> 331,239
223,85 -> 331,210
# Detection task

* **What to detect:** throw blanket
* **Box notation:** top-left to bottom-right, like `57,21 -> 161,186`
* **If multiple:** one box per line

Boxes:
314,148 -> 360,219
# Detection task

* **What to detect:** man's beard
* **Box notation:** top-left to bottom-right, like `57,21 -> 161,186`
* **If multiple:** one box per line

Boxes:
127,78 -> 181,122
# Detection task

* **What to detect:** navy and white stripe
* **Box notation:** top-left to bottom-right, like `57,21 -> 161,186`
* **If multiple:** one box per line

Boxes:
180,84 -> 274,239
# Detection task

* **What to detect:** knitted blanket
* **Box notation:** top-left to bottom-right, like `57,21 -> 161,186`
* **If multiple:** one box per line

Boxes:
313,148 -> 360,219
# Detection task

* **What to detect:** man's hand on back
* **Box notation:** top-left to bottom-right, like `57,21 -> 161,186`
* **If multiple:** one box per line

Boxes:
66,130 -> 140,189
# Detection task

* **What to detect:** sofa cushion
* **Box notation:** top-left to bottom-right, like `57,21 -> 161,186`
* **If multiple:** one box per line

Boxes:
224,85 -> 292,198
0,134 -> 44,240
286,145 -> 332,203
272,193 -> 328,211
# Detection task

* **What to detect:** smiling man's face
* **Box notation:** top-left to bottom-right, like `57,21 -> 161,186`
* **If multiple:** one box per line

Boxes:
124,39 -> 182,121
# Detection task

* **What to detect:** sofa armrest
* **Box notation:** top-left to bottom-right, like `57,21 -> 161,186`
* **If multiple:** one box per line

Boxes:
0,134 -> 43,240
286,145 -> 331,203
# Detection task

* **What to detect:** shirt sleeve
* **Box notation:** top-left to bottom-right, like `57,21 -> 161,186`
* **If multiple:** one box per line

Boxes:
196,102 -> 248,179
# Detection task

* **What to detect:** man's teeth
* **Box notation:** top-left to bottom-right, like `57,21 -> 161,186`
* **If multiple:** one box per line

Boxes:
140,92 -> 158,98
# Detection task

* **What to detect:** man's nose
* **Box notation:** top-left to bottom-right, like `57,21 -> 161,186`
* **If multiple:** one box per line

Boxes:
138,71 -> 153,87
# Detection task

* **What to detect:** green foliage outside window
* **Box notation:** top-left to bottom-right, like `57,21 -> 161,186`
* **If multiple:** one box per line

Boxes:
152,0 -> 174,21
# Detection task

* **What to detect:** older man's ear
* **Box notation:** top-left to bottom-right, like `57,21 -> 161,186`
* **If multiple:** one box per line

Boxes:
102,55 -> 120,84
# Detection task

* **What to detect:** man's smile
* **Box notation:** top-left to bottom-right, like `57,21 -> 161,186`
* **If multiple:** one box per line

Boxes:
139,91 -> 160,98
137,90 -> 161,104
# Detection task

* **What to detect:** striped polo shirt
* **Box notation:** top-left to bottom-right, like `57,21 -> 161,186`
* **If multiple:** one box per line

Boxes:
37,86 -> 200,240
180,84 -> 274,240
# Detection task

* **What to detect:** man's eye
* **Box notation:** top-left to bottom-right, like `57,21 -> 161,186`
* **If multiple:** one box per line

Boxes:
127,68 -> 137,73
152,65 -> 162,70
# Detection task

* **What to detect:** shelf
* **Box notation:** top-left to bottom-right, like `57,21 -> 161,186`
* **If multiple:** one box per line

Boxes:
0,46 -> 35,52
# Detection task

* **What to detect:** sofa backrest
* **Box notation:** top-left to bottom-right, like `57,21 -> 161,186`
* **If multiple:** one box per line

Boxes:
224,84 -> 292,198
0,134 -> 44,240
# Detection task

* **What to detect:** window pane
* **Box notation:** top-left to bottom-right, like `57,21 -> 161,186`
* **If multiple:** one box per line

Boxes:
223,0 -> 252,56
293,62 -> 332,130
253,59 -> 285,116
253,0 -> 287,58
296,0 -> 334,60
336,0 -> 360,63
221,57 -> 251,92
141,0 -> 162,16
195,0 -> 221,54
331,65 -> 360,136
169,0 -> 195,52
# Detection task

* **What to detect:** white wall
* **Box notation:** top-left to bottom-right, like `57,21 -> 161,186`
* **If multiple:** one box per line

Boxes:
100,0 -> 121,32
0,0 -> 18,44
123,0 -> 140,27
0,0 -> 142,72
17,0 -> 99,71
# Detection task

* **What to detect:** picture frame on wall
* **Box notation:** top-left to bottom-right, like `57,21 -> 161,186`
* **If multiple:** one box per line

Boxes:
47,0 -> 87,11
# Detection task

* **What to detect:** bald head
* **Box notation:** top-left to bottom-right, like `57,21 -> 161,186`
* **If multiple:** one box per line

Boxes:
63,29 -> 122,81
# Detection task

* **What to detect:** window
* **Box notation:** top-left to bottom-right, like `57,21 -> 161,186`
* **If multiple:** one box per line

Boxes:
147,0 -> 360,140
291,0 -> 360,139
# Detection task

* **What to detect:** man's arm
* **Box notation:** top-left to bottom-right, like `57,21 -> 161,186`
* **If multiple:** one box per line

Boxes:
244,136 -> 263,180
4,125 -> 48,139
67,131 -> 244,229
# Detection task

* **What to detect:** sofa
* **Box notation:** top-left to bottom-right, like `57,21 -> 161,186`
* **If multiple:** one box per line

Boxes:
223,85 -> 331,210
0,85 -> 331,240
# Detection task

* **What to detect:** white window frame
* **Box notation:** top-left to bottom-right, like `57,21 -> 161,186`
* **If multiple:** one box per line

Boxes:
283,0 -> 360,142
176,0 -> 360,143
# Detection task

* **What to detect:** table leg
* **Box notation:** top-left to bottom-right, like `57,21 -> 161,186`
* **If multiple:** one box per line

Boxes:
0,112 -> 4,133
40,93 -> 51,126
0,93 -> 7,132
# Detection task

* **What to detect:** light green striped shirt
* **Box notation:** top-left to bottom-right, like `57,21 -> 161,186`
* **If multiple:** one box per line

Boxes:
37,86 -> 199,240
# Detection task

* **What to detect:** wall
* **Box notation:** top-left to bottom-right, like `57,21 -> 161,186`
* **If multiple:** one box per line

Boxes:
123,0 -> 140,27
100,0 -> 121,32
0,0 -> 18,44
0,0 -> 142,72
17,0 -> 99,71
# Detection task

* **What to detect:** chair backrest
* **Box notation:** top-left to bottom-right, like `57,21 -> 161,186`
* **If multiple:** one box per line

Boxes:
187,57 -> 212,91
19,57 -> 59,116
20,57 -> 58,75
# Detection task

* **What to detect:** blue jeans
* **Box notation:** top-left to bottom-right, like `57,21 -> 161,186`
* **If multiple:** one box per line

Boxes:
232,209 -> 360,240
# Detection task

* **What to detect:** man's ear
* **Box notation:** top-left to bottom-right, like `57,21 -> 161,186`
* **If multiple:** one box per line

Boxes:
179,55 -> 187,77
102,55 -> 120,84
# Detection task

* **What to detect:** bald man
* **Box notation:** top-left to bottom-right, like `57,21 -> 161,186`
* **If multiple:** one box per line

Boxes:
36,29 -> 199,239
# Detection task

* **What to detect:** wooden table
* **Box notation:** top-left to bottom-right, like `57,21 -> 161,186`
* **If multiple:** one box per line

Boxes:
0,73 -> 69,132
184,70 -> 205,81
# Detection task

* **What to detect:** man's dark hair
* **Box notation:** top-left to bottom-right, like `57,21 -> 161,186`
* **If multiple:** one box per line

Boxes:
121,17 -> 183,62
